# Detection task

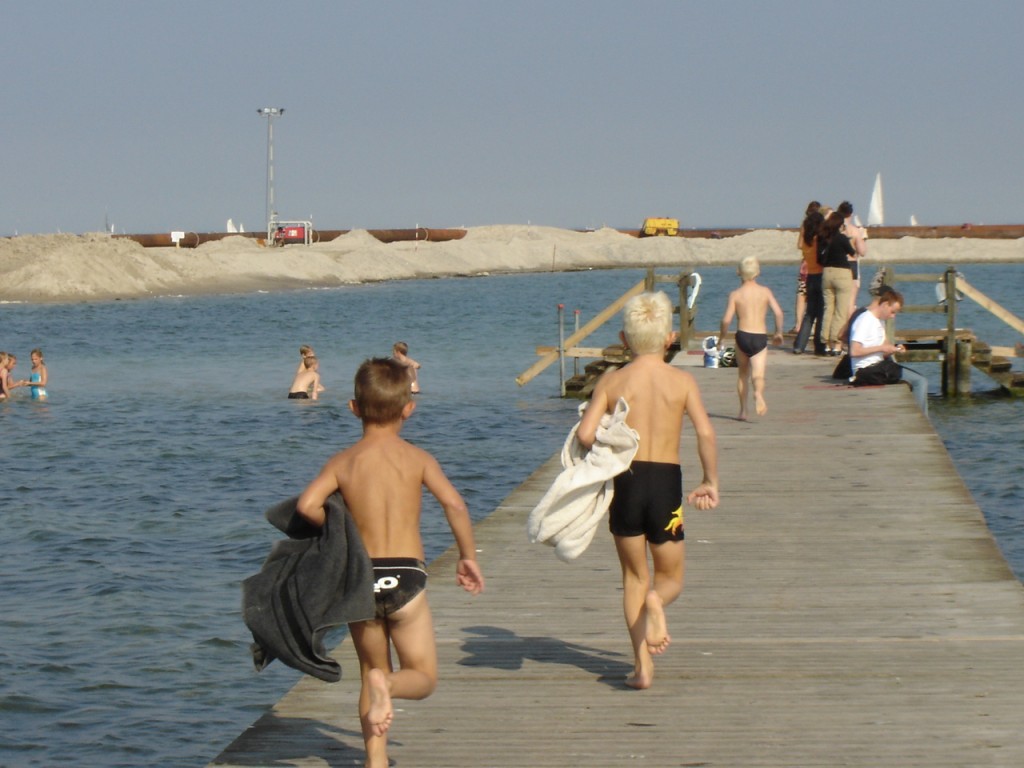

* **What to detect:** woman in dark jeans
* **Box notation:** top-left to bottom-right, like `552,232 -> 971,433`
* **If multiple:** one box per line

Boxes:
793,207 -> 826,355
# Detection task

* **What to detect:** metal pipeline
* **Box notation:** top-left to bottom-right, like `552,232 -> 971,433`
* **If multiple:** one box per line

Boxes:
114,228 -> 471,248
111,224 -> 1024,248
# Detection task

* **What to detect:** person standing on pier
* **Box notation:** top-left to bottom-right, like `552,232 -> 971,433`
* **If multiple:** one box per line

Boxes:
838,200 -> 868,316
719,255 -> 785,419
576,291 -> 719,689
794,206 -> 826,356
297,358 -> 484,767
820,209 -> 862,356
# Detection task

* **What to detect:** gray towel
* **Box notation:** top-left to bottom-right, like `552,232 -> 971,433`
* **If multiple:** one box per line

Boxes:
242,492 -> 375,682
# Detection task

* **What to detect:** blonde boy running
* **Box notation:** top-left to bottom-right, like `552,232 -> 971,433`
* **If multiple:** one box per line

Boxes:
297,358 -> 484,768
577,292 -> 719,689
719,255 -> 785,420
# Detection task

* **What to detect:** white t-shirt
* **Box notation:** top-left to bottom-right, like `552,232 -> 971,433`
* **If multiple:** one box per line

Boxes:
850,310 -> 885,371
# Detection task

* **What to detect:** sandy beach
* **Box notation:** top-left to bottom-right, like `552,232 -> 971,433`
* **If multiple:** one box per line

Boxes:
2,226 -> 1022,303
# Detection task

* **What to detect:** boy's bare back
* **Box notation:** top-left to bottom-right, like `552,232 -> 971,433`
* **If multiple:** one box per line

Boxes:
726,281 -> 781,334
300,431 -> 463,559
582,356 -> 706,464
289,368 -> 321,398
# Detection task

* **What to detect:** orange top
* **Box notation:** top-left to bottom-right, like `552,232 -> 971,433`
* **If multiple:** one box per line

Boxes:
798,232 -> 822,276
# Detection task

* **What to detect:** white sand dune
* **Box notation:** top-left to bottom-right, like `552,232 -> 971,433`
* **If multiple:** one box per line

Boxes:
2,227 -> 1021,303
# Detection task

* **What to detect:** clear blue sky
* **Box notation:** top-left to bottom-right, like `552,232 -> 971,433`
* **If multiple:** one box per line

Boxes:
3,1 -> 1022,235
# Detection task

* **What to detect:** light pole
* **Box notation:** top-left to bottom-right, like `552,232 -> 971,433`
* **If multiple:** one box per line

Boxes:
257,107 -> 284,236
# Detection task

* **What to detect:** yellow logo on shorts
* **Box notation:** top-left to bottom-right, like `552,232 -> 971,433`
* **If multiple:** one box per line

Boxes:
664,506 -> 684,536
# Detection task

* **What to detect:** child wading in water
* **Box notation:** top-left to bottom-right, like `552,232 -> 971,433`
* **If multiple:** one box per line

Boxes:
294,345 -> 325,395
391,341 -> 421,393
297,358 -> 484,767
577,292 -> 719,689
29,348 -> 48,400
288,355 -> 321,400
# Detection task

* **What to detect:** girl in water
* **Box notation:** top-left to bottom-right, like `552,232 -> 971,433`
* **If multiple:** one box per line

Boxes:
1,352 -> 28,400
29,348 -> 48,400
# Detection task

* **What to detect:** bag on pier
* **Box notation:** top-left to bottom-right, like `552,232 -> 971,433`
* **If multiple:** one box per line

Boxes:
851,357 -> 902,387
832,354 -> 852,380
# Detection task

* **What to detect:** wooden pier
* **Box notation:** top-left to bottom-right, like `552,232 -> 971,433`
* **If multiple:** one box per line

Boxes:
518,267 -> 1023,399
878,267 -> 1024,396
208,351 -> 1024,767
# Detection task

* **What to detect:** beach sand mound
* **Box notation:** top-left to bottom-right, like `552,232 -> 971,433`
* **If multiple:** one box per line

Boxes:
2,227 -> 1021,303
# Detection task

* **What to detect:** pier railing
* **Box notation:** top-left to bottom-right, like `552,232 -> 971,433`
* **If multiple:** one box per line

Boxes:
878,266 -> 1024,396
515,268 -> 702,394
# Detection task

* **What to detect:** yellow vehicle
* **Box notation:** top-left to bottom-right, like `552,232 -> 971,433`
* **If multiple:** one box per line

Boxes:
640,217 -> 679,236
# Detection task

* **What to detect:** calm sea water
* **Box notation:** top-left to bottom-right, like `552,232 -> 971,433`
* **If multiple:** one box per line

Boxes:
1,263 -> 1021,767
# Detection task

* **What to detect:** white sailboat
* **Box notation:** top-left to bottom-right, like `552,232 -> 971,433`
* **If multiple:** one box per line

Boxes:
867,172 -> 884,227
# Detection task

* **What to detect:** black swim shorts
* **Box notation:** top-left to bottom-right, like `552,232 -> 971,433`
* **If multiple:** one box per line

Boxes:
609,461 -> 684,544
371,558 -> 428,618
287,391 -> 309,399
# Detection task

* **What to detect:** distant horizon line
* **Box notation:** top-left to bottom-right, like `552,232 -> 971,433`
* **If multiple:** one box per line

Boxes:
7,221 -> 1024,240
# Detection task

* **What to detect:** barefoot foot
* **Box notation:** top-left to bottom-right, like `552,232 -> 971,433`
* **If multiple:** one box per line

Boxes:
755,394 -> 768,416
366,668 -> 393,737
625,667 -> 653,690
644,590 -> 671,655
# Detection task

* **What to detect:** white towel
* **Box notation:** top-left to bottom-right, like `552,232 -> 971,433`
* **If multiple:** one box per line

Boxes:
527,398 -> 639,561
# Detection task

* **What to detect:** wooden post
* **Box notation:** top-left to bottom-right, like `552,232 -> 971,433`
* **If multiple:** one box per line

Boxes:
557,304 -> 566,398
955,339 -> 972,396
678,272 -> 694,352
677,273 -> 687,351
573,309 -> 581,378
943,267 -> 958,396
645,267 -> 655,292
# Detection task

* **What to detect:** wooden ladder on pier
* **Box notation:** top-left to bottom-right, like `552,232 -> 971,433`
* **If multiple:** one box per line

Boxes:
970,341 -> 1024,395
882,267 -> 1024,397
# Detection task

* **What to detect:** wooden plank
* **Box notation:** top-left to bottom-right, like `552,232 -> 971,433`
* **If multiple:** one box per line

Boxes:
990,345 -> 1020,358
515,281 -> 645,386
209,353 -> 1024,767
534,346 -> 608,358
957,277 -> 1024,336
898,328 -> 975,342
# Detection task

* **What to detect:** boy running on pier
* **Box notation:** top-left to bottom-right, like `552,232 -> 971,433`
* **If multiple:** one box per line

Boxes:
297,358 -> 484,767
719,255 -> 785,420
577,291 -> 719,689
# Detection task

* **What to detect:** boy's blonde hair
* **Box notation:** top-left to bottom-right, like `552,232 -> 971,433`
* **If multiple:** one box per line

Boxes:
303,355 -> 318,370
354,358 -> 412,424
739,255 -> 760,281
392,341 -> 409,355
622,291 -> 673,354
299,345 -> 314,357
